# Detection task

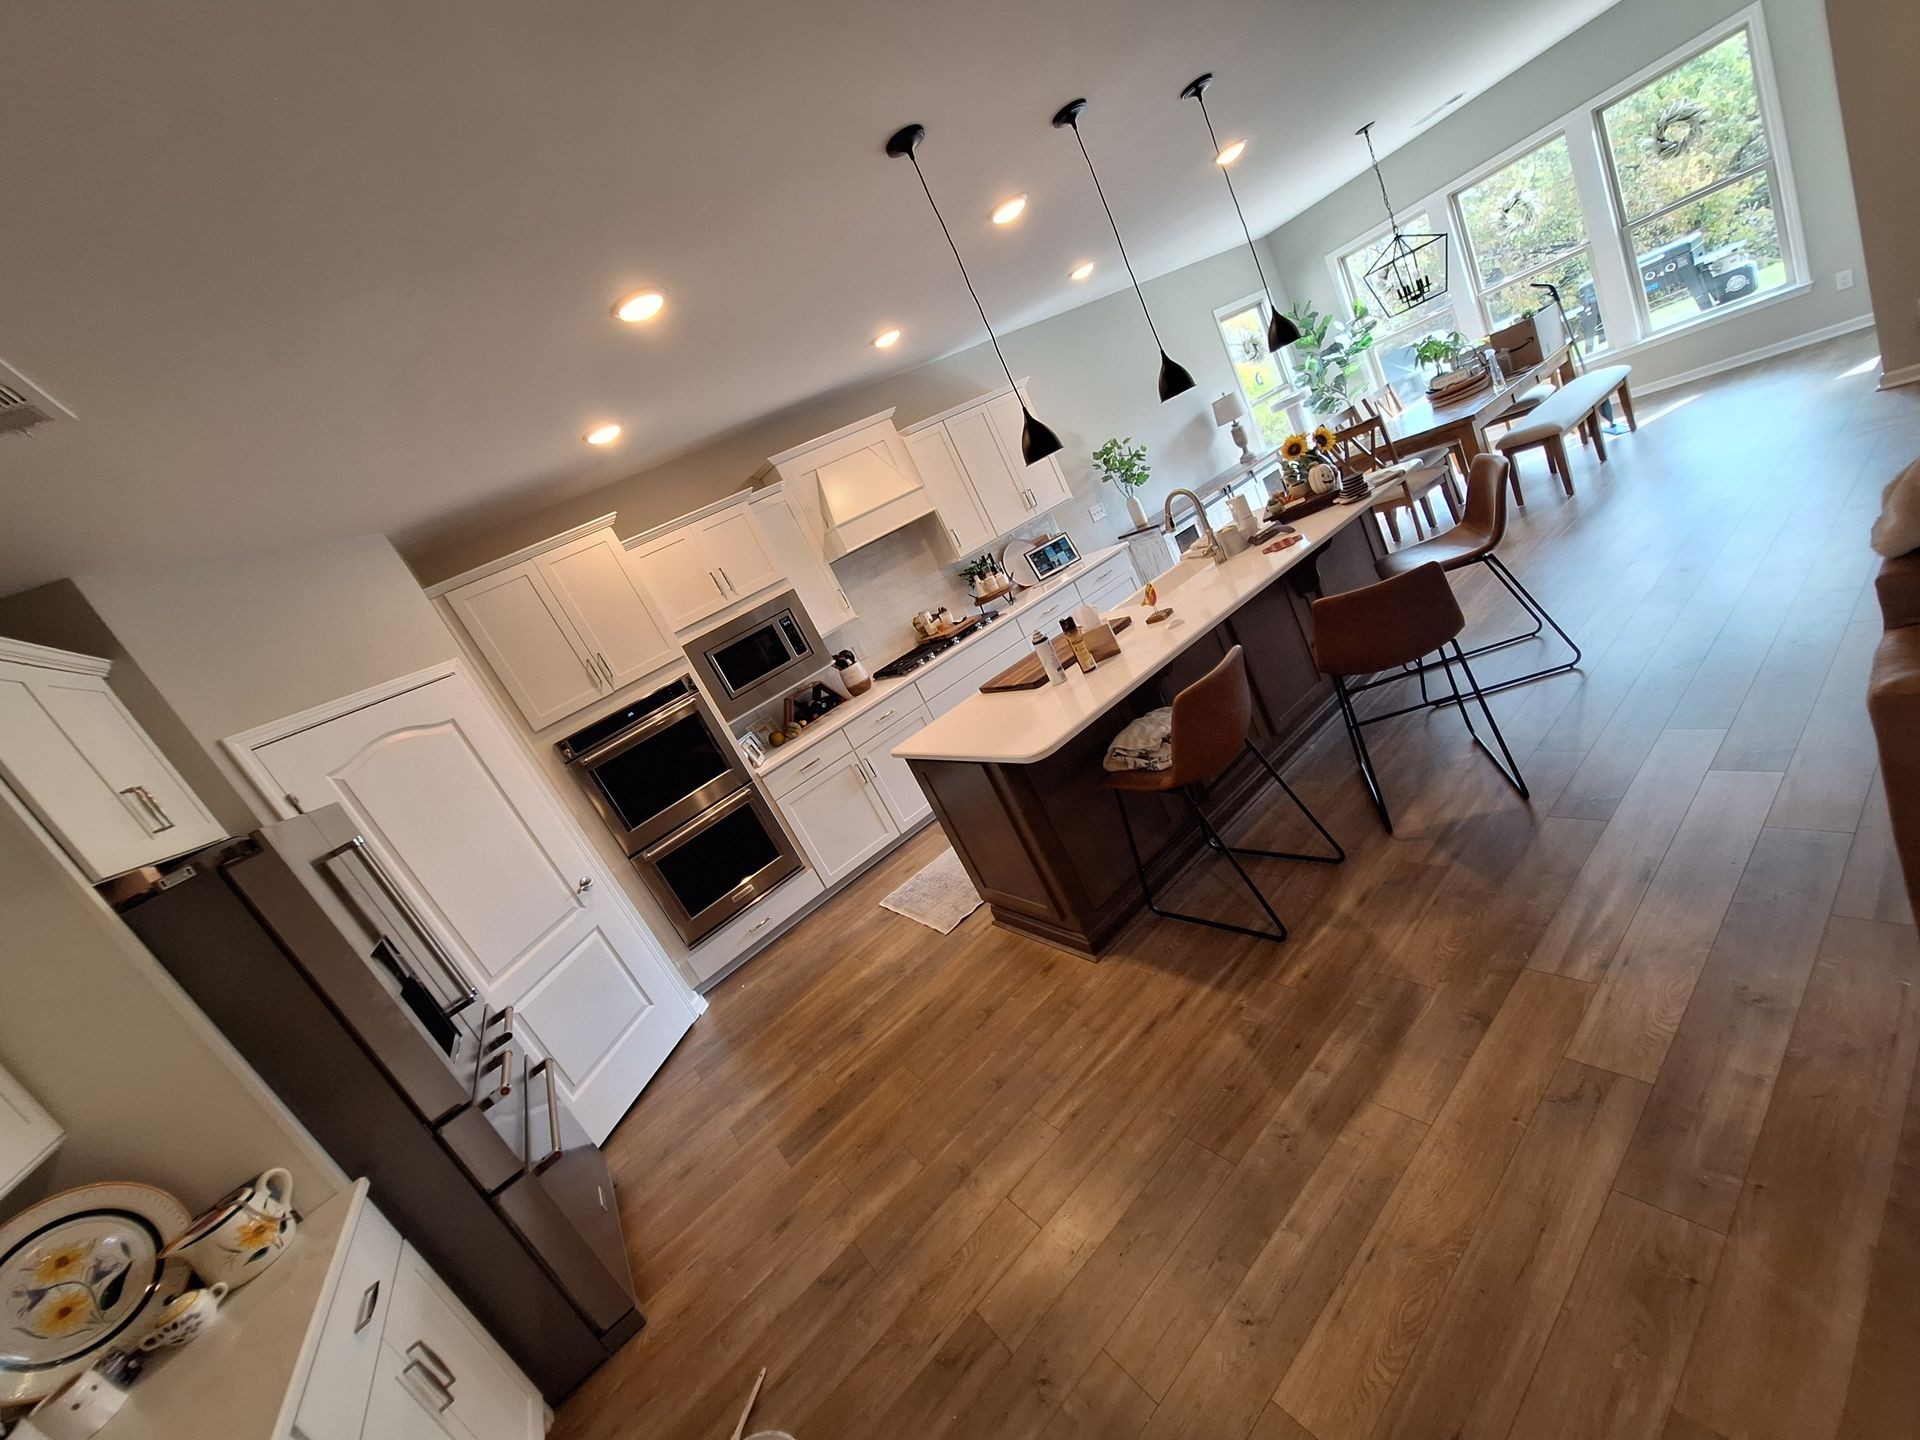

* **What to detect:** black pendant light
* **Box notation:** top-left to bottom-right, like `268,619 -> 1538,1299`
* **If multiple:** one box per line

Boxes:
885,124 -> 1063,465
1356,121 -> 1449,318
1051,99 -> 1196,402
1180,74 -> 1299,354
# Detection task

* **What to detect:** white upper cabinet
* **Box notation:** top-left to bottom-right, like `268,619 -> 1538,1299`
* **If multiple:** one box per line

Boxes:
0,640 -> 226,881
625,501 -> 781,634
985,391 -> 1073,513
750,486 -> 857,634
538,531 -> 678,692
903,425 -> 994,557
441,522 -> 677,730
946,406 -> 1033,540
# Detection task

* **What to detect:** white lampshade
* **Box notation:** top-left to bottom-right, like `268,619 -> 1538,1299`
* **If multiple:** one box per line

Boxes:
1212,391 -> 1248,427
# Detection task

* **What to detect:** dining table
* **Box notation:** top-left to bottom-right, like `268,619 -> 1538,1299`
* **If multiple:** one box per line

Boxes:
1383,341 -> 1577,505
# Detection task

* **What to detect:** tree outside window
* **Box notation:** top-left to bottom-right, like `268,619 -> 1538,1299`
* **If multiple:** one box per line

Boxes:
1214,299 -> 1302,449
1456,135 -> 1608,351
1599,27 -> 1789,330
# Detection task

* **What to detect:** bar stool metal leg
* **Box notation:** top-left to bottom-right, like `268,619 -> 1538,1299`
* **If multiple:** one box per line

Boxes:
1332,674 -> 1394,833
1112,791 -> 1290,943
1436,641 -> 1530,798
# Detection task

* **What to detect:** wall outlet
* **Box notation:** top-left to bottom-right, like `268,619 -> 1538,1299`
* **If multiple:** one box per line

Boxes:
1087,502 -> 1108,522
1835,268 -> 1855,291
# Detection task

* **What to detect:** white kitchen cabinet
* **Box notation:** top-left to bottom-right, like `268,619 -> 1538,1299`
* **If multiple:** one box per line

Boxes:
856,705 -> 934,831
626,500 -> 781,633
0,1060 -> 61,1203
0,641 -> 225,882
750,486 -> 857,634
903,425 -> 995,557
985,391 -> 1074,514
381,1242 -> 545,1440
776,753 -> 897,888
538,531 -> 678,692
945,406 -> 1033,540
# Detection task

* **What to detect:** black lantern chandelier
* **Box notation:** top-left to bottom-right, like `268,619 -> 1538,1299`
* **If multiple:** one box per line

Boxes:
1180,73 -> 1299,354
1051,99 -> 1196,403
1356,121 -> 1448,318
886,123 -> 1064,464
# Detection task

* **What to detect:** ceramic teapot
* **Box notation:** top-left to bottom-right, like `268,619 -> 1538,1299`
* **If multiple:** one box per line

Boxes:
160,1168 -> 297,1290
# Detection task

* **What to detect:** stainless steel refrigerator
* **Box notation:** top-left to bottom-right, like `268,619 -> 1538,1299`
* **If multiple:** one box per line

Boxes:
118,805 -> 642,1402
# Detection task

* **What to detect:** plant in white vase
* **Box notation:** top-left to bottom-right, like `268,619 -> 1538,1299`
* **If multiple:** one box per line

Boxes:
1093,437 -> 1152,529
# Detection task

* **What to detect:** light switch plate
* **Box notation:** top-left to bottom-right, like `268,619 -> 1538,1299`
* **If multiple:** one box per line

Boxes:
1088,502 -> 1108,521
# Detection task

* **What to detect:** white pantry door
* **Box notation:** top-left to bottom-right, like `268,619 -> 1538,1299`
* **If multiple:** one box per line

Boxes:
247,671 -> 695,1141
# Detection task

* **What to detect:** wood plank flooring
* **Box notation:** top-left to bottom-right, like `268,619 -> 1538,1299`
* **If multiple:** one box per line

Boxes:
553,334 -> 1920,1440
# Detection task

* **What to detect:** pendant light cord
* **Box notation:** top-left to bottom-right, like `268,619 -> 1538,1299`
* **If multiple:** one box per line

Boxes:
903,152 -> 1025,400
1360,123 -> 1404,243
1192,93 -> 1279,316
1063,121 -> 1168,353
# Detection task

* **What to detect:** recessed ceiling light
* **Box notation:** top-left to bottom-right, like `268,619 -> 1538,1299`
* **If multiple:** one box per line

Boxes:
1214,139 -> 1247,166
584,423 -> 622,445
1068,261 -> 1096,281
872,328 -> 902,349
991,194 -> 1028,225
613,291 -> 665,323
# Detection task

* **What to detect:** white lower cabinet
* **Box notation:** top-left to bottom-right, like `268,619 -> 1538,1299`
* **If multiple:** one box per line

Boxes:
857,706 -> 933,831
777,753 -> 897,887
380,1244 -> 545,1440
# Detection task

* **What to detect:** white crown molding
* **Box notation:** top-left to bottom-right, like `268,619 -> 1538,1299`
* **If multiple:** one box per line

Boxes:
0,636 -> 111,676
423,514 -> 619,597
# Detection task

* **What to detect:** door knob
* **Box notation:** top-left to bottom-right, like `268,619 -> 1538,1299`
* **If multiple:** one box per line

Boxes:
576,877 -> 593,894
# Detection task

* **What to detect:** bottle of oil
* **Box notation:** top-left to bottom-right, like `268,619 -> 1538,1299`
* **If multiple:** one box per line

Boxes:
1059,616 -> 1098,674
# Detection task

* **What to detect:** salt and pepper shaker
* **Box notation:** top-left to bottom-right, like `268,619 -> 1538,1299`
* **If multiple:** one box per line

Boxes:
1032,629 -> 1066,685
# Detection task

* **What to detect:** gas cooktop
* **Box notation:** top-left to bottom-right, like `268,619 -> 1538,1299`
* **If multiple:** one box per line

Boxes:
872,612 -> 998,679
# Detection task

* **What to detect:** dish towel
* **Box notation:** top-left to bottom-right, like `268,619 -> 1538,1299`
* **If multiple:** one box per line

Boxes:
1104,706 -> 1173,772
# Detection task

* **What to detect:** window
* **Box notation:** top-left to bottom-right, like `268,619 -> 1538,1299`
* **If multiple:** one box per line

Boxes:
1599,26 -> 1791,330
1213,296 -> 1303,448
1338,216 -> 1460,394
1456,135 -> 1608,351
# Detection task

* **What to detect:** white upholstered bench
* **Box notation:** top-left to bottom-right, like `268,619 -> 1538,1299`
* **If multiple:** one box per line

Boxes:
1494,364 -> 1637,498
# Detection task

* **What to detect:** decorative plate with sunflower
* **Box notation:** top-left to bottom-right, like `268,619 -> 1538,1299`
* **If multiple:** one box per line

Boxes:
0,1181 -> 192,1405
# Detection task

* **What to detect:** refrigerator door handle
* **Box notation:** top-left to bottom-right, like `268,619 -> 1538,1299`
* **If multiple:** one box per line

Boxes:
334,836 -> 479,1017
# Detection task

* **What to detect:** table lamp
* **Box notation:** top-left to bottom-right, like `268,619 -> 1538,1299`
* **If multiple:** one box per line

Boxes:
1212,392 -> 1255,465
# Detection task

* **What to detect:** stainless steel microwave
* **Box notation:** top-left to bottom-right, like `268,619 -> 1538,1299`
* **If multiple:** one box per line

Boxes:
685,590 -> 824,719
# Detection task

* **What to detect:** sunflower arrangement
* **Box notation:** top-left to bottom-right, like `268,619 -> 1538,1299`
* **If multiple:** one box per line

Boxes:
1279,426 -> 1340,491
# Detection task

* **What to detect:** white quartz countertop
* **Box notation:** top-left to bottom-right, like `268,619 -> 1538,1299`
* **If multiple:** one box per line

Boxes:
753,543 -> 1128,774
892,503 -> 1378,766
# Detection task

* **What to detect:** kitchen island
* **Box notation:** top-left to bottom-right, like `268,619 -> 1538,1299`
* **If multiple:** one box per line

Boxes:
895,497 -> 1384,956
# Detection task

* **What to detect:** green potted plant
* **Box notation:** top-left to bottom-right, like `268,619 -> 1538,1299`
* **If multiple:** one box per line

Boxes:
1283,300 -> 1378,419
958,553 -> 1007,600
1411,329 -> 1475,374
1092,436 -> 1152,528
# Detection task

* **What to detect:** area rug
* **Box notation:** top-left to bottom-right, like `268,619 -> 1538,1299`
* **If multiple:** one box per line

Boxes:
880,847 -> 982,933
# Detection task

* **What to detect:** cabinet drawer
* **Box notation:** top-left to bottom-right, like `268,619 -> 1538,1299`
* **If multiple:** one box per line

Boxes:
842,687 -> 926,750
385,1242 -> 543,1440
293,1201 -> 403,1440
1077,552 -> 1135,597
686,868 -> 825,986
760,729 -> 853,800
1017,584 -> 1082,638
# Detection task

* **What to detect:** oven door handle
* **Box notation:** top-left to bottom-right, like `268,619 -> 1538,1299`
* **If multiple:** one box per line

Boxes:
564,690 -> 705,769
638,785 -> 758,863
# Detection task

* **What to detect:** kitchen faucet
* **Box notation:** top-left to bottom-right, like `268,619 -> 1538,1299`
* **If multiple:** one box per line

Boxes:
1163,488 -> 1224,564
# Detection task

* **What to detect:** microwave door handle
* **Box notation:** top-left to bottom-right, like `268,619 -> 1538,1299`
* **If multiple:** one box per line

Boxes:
341,836 -> 480,1017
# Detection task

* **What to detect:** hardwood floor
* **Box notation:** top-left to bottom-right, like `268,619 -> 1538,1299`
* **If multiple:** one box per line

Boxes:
553,334 -> 1920,1440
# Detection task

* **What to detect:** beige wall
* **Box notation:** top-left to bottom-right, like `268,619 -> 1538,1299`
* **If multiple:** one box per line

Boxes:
74,534 -> 461,823
1263,0 -> 1870,387
0,787 -> 342,1213
1824,0 -> 1920,381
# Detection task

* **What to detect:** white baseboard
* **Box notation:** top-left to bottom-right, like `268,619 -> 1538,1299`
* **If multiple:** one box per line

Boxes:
1880,360 -> 1920,392
1632,313 -> 1878,396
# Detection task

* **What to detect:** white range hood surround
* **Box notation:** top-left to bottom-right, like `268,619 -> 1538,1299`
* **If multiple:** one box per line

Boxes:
758,409 -> 934,560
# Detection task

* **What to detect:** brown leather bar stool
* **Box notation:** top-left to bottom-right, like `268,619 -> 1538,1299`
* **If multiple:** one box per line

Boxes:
1349,453 -> 1581,723
1311,563 -> 1530,833
1102,645 -> 1343,943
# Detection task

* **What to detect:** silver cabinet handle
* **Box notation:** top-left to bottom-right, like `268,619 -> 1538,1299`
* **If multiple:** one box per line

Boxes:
595,652 -> 615,686
947,525 -> 961,549
869,709 -> 897,726
403,1356 -> 455,1411
576,876 -> 593,894
120,786 -> 176,834
139,787 -> 175,833
578,651 -> 603,690
531,1058 -> 563,1174
836,585 -> 850,609
354,1279 -> 380,1334
718,566 -> 734,594
795,755 -> 823,775
405,1340 -> 456,1408
709,571 -> 726,596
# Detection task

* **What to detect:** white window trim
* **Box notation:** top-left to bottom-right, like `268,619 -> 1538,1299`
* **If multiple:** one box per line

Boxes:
1322,3 -> 1805,364
1212,290 -> 1308,437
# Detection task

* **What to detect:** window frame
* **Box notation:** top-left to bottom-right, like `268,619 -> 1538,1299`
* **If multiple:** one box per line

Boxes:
1320,3 -> 1805,369
1211,291 -> 1308,445
1332,215 -> 1464,394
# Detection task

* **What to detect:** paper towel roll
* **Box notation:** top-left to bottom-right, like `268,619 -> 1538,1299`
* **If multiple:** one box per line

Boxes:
1228,494 -> 1256,529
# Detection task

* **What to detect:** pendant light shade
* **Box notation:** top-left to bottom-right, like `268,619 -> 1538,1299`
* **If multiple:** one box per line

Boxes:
1052,99 -> 1196,404
885,123 -> 1063,466
1181,73 -> 1299,356
1356,122 -> 1449,318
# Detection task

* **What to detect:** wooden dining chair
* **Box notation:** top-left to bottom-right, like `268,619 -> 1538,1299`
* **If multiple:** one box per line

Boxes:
1362,388 -> 1465,513
1329,413 -> 1457,547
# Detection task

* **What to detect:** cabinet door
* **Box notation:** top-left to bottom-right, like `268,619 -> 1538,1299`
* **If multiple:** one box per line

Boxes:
987,392 -> 1073,513
751,492 -> 856,634
0,660 -> 224,881
445,563 -> 605,729
777,756 -> 897,887
626,527 -> 730,632
946,406 -> 1032,539
383,1243 -> 544,1440
700,507 -> 781,601
537,531 -> 677,692
904,425 -> 995,555
857,706 -> 934,831
360,1341 -> 472,1440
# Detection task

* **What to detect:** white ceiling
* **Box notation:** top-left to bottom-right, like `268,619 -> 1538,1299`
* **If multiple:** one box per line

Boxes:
0,0 -> 1614,593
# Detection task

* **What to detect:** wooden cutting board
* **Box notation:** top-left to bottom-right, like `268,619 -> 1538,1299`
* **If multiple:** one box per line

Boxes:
981,616 -> 1130,692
